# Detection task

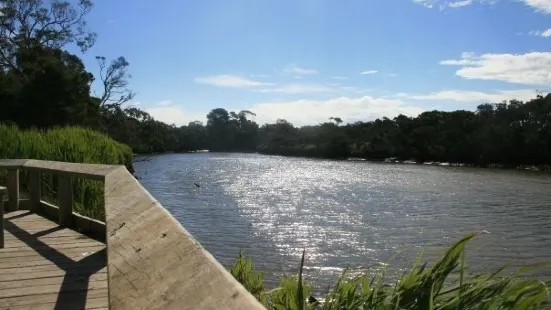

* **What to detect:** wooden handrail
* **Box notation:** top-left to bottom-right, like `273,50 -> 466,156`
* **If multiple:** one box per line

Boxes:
0,186 -> 5,248
0,159 -> 265,310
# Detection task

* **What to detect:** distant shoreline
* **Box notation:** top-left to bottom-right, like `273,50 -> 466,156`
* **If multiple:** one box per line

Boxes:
132,151 -> 551,172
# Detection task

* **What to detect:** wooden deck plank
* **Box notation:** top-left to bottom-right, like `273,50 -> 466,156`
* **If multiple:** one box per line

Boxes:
0,210 -> 107,310
0,289 -> 108,308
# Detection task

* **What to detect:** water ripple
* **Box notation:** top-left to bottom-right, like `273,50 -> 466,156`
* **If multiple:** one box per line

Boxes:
135,153 -> 551,288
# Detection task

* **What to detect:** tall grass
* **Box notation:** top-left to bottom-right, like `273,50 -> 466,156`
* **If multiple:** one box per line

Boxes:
231,233 -> 551,309
0,123 -> 133,219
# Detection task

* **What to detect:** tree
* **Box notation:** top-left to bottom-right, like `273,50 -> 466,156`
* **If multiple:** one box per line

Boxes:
95,56 -> 135,110
329,117 -> 343,125
0,0 -> 96,73
0,43 -> 98,128
206,108 -> 231,151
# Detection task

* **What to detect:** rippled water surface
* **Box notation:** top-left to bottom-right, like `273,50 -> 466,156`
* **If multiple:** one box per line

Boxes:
134,153 -> 551,288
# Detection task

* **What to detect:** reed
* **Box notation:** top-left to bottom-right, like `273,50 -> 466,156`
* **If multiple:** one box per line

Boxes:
0,123 -> 133,219
231,233 -> 551,309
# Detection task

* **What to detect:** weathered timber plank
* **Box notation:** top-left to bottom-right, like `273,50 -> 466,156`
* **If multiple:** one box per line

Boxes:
0,272 -> 107,290
7,228 -> 89,238
0,208 -> 107,309
1,297 -> 108,310
0,254 -> 105,269
58,175 -> 73,227
0,288 -> 107,308
0,159 -> 27,169
0,269 -> 107,282
104,167 -> 265,310
0,187 -> 5,248
1,236 -> 98,248
0,280 -> 107,299
3,210 -> 44,221
7,169 -> 19,211
28,171 -> 41,213
0,245 -> 104,259
23,159 -> 120,181
35,202 -> 106,241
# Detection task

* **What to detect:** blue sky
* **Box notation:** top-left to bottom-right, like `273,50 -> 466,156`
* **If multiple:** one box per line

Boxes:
73,0 -> 551,126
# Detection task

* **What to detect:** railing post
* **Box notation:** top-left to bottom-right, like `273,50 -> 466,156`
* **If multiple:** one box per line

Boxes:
58,175 -> 73,227
28,171 -> 42,214
7,168 -> 19,211
0,186 -> 5,249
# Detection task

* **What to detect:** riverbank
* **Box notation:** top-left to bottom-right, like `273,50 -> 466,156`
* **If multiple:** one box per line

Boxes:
377,157 -> 551,172
255,148 -> 551,173
231,232 -> 551,309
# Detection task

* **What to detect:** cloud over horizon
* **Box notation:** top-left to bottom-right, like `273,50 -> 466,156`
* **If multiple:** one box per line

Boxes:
194,75 -> 271,88
413,0 -> 551,12
360,70 -> 378,75
440,52 -> 551,85
396,89 -> 541,102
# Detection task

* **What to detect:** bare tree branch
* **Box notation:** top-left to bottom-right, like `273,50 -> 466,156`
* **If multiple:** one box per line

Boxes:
96,55 -> 136,110
0,0 -> 96,72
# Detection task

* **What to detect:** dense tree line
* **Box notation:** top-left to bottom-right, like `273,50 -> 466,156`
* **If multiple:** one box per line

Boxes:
257,95 -> 551,167
1,0 -> 549,168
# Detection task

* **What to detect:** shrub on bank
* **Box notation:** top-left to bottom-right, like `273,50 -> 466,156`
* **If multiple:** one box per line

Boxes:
0,124 -> 133,219
231,233 -> 551,309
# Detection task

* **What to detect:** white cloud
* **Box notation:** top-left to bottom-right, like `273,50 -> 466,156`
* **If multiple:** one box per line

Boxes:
521,0 -> 551,13
283,63 -> 317,75
194,75 -> 271,88
412,0 -> 500,10
449,0 -> 473,8
360,70 -> 378,75
413,0 -> 438,8
415,0 -> 551,12
529,28 -> 551,37
251,96 -> 425,126
259,83 -> 335,94
332,76 -> 347,80
143,95 -> 425,127
397,89 -> 540,102
440,52 -> 551,85
145,103 -> 206,126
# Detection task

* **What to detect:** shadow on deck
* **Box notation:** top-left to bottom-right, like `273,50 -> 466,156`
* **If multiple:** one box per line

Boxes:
0,210 -> 107,310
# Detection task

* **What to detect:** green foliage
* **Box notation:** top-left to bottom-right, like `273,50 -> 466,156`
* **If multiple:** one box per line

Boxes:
0,43 -> 100,129
231,233 -> 551,309
0,123 -> 133,219
206,108 -> 259,152
230,251 -> 266,303
256,95 -> 551,167
0,0 -> 96,71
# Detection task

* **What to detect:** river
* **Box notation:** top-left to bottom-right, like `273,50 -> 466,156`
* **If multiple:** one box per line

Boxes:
134,152 -> 551,288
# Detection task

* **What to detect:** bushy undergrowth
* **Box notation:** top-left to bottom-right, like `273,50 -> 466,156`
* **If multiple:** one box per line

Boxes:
231,233 -> 551,309
0,123 -> 133,219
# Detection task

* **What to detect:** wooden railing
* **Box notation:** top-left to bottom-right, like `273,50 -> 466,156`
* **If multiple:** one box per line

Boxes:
0,159 -> 265,310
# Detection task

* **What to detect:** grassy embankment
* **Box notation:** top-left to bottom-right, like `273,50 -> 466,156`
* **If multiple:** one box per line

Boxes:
231,233 -> 551,309
0,124 -> 133,220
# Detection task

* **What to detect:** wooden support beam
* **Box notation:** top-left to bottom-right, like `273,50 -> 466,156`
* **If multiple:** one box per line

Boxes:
28,171 -> 42,214
7,169 -> 19,211
0,186 -> 5,248
58,176 -> 73,227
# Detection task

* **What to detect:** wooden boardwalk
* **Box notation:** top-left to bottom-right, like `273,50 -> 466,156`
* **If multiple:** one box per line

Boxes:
0,210 -> 107,310
0,159 -> 265,310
